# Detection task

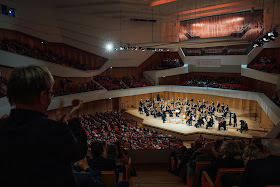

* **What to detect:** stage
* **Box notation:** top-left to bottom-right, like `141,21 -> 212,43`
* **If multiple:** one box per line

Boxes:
125,108 -> 267,139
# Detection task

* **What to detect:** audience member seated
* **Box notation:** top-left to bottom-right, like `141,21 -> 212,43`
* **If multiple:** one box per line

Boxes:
94,75 -> 127,90
249,56 -> 280,74
240,139 -> 280,187
0,37 -> 90,70
73,157 -> 105,187
88,140 -> 117,172
204,140 -> 244,182
53,78 -> 102,97
152,58 -> 181,70
122,76 -> 150,88
0,76 -> 7,98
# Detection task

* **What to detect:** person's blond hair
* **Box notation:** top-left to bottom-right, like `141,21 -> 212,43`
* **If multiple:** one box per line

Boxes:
7,65 -> 54,106
243,145 -> 264,159
220,140 -> 241,157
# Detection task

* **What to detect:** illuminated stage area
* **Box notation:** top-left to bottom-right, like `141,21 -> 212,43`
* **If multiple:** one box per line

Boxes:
125,107 -> 266,140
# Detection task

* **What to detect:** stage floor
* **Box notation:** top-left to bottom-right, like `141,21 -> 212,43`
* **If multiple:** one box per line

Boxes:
126,108 -> 267,139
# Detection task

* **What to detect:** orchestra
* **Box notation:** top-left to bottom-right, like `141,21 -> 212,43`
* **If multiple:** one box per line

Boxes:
137,96 -> 248,134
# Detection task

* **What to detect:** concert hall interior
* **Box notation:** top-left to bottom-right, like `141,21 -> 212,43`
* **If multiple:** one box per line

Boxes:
1,0 -> 280,186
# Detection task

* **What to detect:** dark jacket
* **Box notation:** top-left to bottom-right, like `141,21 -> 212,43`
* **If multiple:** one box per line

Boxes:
87,156 -> 116,171
206,157 -> 244,182
0,109 -> 87,187
240,155 -> 280,187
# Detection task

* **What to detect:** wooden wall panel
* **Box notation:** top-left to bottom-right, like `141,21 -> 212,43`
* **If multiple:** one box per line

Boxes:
45,91 -> 274,130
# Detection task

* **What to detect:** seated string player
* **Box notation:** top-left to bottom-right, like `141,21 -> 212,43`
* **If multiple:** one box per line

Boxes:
206,117 -> 214,129
218,117 -> 227,131
237,120 -> 248,133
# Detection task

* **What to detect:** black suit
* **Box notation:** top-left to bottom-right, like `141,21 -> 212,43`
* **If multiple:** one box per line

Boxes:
240,156 -> 280,187
0,109 -> 87,187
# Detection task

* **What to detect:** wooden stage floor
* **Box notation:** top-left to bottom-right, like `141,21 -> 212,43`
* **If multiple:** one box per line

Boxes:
126,108 -> 267,139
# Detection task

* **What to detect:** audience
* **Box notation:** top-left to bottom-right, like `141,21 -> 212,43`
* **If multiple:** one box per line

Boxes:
95,75 -> 127,90
249,56 -> 280,74
0,65 -> 88,186
53,78 -> 102,97
169,136 -> 280,187
0,38 -> 90,70
152,58 -> 181,70
122,76 -> 150,88
80,111 -> 183,150
181,76 -> 250,91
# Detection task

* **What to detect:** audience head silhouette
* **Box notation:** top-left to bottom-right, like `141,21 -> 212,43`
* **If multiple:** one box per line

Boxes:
7,65 -> 54,113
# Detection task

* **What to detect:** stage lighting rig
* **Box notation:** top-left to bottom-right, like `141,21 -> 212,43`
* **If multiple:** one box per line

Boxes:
253,29 -> 279,48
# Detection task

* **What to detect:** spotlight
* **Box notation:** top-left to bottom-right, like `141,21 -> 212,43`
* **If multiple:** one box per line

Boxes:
114,47 -> 118,51
110,67 -> 113,69
120,46 -> 124,50
106,43 -> 113,51
263,36 -> 269,42
253,43 -> 258,48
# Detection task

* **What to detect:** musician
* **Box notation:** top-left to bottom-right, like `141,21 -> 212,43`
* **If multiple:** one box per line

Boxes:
222,111 -> 228,118
186,117 -> 192,126
190,98 -> 194,103
221,103 -> 225,112
185,98 -> 189,106
146,97 -> 150,102
195,117 -> 203,128
211,100 -> 214,106
197,99 -> 200,105
157,94 -> 160,101
225,104 -> 229,112
138,104 -> 143,114
228,113 -> 232,126
140,98 -> 144,106
238,120 -> 248,133
153,97 -> 157,103
206,117 -> 214,129
161,110 -> 166,123
218,117 -> 226,131
171,97 -> 174,106
216,101 -> 220,112
201,99 -> 206,108
211,106 -> 216,115
233,113 -> 237,127
144,105 -> 149,116
176,97 -> 181,105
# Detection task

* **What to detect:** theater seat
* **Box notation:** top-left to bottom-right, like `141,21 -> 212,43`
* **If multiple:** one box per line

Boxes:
187,161 -> 211,187
101,171 -> 116,187
201,168 -> 244,187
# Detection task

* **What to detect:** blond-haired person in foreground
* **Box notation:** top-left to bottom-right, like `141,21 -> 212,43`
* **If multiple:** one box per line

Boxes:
0,65 -> 87,187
